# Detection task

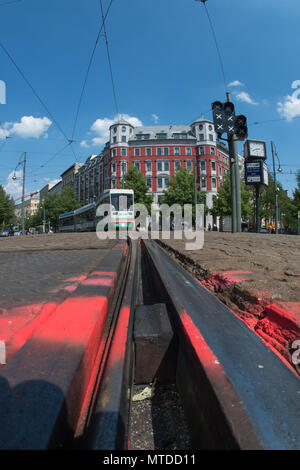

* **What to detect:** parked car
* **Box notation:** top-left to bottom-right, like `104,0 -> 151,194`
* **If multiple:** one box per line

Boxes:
259,228 -> 269,233
0,228 -> 10,237
13,230 -> 22,236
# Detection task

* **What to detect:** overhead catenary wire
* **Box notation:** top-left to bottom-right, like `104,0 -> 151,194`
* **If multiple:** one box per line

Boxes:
71,0 -> 115,141
99,0 -> 119,117
0,42 -> 71,145
197,0 -> 228,96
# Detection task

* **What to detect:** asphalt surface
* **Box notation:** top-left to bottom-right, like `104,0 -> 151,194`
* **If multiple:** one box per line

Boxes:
0,234 -> 115,309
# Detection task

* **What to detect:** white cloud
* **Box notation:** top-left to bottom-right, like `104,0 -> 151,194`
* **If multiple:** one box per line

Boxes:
152,114 -> 159,124
83,114 -> 143,148
0,116 -> 52,140
4,170 -> 23,199
277,94 -> 300,121
228,80 -> 244,87
234,91 -> 257,105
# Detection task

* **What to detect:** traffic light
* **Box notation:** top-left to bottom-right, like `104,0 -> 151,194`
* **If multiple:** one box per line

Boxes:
223,102 -> 236,135
234,115 -> 248,141
211,101 -> 236,136
211,101 -> 226,138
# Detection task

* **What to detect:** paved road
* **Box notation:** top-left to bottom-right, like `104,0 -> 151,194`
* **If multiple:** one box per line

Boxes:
0,234 -> 115,360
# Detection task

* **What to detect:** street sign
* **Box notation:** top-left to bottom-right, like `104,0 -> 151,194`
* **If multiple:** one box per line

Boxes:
245,160 -> 268,186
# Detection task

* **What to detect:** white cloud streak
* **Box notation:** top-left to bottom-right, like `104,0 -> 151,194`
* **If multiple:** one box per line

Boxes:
234,91 -> 257,105
81,114 -> 143,148
228,80 -> 244,87
0,116 -> 52,140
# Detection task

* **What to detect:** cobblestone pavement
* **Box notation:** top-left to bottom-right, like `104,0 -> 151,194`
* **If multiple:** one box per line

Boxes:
159,231 -> 300,302
0,235 -> 114,343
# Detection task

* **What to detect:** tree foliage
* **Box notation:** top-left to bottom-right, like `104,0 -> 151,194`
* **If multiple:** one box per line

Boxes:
0,185 -> 15,226
161,166 -> 209,219
211,171 -> 252,218
119,165 -> 153,212
28,187 -> 80,230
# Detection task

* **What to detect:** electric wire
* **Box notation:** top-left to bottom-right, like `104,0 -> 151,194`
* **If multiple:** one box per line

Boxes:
200,1 -> 228,96
99,0 -> 119,117
0,42 -> 71,144
71,0 -> 114,141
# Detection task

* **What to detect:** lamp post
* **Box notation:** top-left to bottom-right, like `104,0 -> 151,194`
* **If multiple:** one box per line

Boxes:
270,141 -> 282,234
12,152 -> 27,235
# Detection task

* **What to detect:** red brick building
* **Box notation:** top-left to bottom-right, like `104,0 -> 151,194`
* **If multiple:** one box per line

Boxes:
74,116 -> 232,227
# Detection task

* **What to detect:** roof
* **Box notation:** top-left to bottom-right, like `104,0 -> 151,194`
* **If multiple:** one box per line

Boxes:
130,125 -> 196,141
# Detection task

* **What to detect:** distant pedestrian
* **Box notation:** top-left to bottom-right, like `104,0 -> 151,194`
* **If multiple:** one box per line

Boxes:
208,223 -> 211,231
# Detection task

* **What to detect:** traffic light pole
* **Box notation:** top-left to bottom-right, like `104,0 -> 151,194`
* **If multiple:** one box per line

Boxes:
21,152 -> 26,236
226,92 -> 241,233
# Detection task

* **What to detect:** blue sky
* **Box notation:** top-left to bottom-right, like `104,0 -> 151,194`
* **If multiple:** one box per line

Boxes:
0,0 -> 300,199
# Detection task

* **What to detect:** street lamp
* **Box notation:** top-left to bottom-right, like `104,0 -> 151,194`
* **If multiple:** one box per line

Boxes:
270,141 -> 282,234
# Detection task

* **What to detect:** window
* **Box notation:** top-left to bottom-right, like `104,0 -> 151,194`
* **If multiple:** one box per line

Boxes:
137,134 -> 142,140
147,177 -> 152,189
199,124 -> 203,130
146,148 -> 152,156
114,127 -> 117,133
134,161 -> 140,171
157,148 -> 162,156
208,125 -> 213,131
211,161 -> 216,172
212,177 -> 216,189
199,134 -> 204,141
157,176 -> 168,190
174,147 -> 180,156
112,149 -> 116,157
122,126 -> 126,132
157,161 -> 169,172
121,148 -> 127,156
164,148 -> 169,156
175,160 -> 181,171
209,134 -> 213,141
186,147 -> 192,155
199,146 -> 205,155
186,160 -> 192,171
200,160 -> 206,171
122,136 -> 127,142
210,147 -> 215,155
201,176 -> 207,188
121,161 -> 127,175
146,161 -> 152,172
111,179 -> 116,189
135,148 -> 140,157
156,133 -> 167,139
113,136 -> 116,143
111,162 -> 116,173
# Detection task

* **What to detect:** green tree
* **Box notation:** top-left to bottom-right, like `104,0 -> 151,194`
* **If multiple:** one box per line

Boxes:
211,171 -> 252,218
0,185 -> 15,226
31,187 -> 80,231
161,166 -> 209,219
119,165 -> 153,212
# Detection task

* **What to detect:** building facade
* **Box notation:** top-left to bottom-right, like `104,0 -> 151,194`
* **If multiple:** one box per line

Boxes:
14,197 -> 39,219
74,117 -> 237,226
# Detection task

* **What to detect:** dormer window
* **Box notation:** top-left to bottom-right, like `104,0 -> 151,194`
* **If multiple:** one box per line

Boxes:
114,127 -> 117,133
156,133 -> 167,139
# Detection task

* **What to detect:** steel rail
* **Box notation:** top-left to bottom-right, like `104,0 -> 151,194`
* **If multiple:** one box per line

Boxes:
143,239 -> 300,450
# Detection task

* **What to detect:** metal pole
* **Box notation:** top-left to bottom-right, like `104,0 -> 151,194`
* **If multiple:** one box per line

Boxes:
226,92 -> 241,232
255,185 -> 260,233
21,152 -> 26,235
194,154 -> 197,228
271,141 -> 278,234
